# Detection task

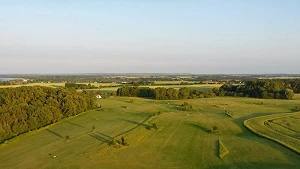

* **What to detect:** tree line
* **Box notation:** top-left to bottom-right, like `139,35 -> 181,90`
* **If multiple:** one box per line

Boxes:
65,82 -> 98,89
218,80 -> 295,99
116,86 -> 216,99
117,80 -> 299,100
0,86 -> 96,143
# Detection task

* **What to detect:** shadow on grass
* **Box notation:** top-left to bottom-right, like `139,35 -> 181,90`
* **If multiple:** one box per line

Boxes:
233,112 -> 280,139
96,131 -> 113,140
88,132 -> 109,143
88,116 -> 153,144
66,121 -> 85,128
209,162 -> 297,169
117,116 -> 152,133
215,140 -> 219,158
186,122 -> 211,133
46,129 -> 63,138
50,85 -> 64,88
119,118 -> 150,128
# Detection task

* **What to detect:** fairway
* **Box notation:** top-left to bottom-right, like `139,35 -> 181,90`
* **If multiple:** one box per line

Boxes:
0,96 -> 300,169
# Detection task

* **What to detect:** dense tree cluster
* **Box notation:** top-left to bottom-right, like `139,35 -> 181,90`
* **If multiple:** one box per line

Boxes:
65,82 -> 98,89
284,80 -> 300,93
116,87 -> 155,98
218,80 -> 295,99
0,86 -> 96,143
116,86 -> 216,99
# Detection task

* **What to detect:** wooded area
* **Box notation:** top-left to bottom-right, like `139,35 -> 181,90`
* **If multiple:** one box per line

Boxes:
0,86 -> 96,143
116,86 -> 216,99
218,80 -> 296,99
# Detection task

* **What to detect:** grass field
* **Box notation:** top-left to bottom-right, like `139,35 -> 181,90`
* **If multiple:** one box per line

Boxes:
244,112 -> 300,154
0,96 -> 300,169
0,83 -> 66,88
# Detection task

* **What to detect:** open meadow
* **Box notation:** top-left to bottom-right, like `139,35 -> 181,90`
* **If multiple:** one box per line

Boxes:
0,95 -> 299,169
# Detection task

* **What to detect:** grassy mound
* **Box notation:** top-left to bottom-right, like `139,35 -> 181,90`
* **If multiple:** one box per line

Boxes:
218,140 -> 229,158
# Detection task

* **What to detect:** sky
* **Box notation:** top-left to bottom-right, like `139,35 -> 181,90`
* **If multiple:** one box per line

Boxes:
0,0 -> 300,74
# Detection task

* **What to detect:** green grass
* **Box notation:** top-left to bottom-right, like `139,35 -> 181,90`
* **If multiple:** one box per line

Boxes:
244,112 -> 300,154
0,96 -> 300,169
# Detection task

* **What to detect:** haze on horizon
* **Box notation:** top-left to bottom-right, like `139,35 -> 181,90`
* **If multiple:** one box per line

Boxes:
0,0 -> 299,74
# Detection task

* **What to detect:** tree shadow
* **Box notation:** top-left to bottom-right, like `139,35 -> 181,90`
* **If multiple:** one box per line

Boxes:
96,131 -> 113,140
233,112 -> 280,139
88,132 -> 109,143
118,116 -> 152,130
50,85 -> 64,88
215,140 -> 219,158
186,122 -> 211,133
46,129 -> 63,138
208,162 -> 297,169
66,121 -> 85,128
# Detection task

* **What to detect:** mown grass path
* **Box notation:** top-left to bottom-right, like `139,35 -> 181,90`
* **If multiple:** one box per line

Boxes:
244,112 -> 300,154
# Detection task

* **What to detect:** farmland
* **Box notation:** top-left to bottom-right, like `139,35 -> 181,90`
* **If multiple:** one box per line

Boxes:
0,96 -> 299,169
0,82 -> 117,88
0,82 -> 220,94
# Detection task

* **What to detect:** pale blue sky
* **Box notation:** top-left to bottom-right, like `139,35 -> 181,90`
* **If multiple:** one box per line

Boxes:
0,0 -> 299,74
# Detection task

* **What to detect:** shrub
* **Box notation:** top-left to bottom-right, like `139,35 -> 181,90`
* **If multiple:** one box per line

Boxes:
65,135 -> 70,142
181,102 -> 193,111
121,136 -> 128,146
152,122 -> 158,130
182,102 -> 189,106
225,111 -> 234,118
210,125 -> 218,133
109,139 -> 117,146
212,125 -> 218,131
